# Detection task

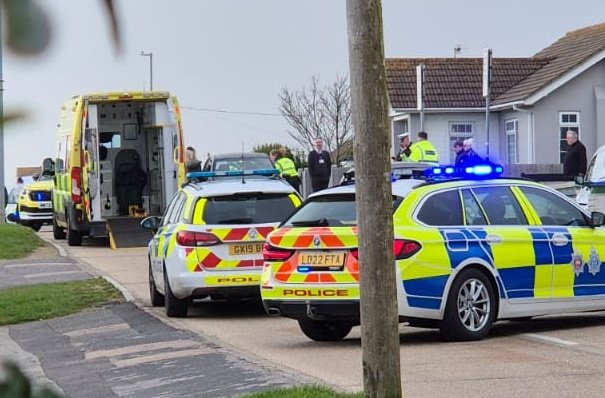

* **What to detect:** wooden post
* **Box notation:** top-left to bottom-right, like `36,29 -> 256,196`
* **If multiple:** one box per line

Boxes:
346,1 -> 402,397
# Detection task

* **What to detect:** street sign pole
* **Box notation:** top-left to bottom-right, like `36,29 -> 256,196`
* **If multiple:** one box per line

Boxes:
0,7 -> 5,223
483,48 -> 492,159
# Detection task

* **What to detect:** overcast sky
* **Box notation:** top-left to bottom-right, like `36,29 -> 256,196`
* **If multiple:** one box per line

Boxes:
3,0 -> 605,186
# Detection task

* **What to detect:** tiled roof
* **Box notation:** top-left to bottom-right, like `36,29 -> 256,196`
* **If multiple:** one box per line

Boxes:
493,22 -> 605,105
386,58 -> 550,109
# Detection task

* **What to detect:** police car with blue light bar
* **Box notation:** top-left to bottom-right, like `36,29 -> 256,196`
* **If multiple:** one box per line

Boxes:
261,163 -> 605,341
141,167 -> 302,317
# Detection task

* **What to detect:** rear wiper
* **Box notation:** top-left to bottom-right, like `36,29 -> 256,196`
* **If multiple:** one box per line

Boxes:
217,217 -> 254,224
291,218 -> 329,227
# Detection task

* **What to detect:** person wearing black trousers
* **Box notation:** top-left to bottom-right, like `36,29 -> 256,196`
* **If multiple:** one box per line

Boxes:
307,137 -> 332,192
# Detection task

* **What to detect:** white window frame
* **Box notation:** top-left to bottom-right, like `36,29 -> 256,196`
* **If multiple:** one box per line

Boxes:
448,122 -> 474,163
559,111 -> 580,163
505,119 -> 518,164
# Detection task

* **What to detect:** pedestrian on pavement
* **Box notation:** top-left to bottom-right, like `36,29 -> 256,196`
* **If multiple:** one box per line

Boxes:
408,131 -> 439,164
395,133 -> 412,162
10,177 -> 24,198
307,137 -> 331,192
453,140 -> 464,165
458,138 -> 482,166
563,130 -> 587,178
271,148 -> 300,192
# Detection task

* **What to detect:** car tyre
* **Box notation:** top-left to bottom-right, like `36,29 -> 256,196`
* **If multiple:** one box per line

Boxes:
164,268 -> 188,317
66,212 -> 82,246
53,214 -> 66,239
298,319 -> 352,342
149,262 -> 164,307
29,221 -> 43,232
441,268 -> 496,341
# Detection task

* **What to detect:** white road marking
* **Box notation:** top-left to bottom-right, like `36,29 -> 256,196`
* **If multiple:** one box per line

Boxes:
4,262 -> 72,269
522,333 -> 579,347
65,323 -> 130,337
23,270 -> 86,279
85,340 -> 201,359
110,348 -> 211,368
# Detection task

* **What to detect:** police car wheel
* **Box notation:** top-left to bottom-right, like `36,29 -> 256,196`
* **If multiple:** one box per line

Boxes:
441,268 -> 496,341
149,262 -> 164,307
163,268 -> 188,317
29,221 -> 42,232
298,319 -> 353,342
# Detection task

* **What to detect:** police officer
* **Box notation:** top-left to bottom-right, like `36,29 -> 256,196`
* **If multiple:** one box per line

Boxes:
270,149 -> 300,193
395,133 -> 412,162
408,131 -> 439,164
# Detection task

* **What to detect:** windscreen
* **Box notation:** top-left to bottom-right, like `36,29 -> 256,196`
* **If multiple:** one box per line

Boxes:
213,157 -> 273,172
202,193 -> 296,224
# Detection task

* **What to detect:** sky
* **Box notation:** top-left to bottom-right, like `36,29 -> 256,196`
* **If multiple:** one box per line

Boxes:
3,0 -> 605,187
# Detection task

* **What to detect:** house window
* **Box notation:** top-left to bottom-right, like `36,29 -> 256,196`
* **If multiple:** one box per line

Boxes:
505,119 -> 518,164
559,112 -> 580,163
449,122 -> 474,162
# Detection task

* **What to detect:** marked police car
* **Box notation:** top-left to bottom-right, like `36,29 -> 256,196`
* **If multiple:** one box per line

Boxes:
261,164 -> 605,341
142,169 -> 302,317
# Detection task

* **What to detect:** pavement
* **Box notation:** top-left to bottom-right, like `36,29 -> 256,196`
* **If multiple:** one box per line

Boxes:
0,230 -> 303,397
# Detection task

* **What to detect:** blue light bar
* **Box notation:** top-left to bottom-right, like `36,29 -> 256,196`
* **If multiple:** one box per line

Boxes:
423,163 -> 504,180
187,168 -> 280,180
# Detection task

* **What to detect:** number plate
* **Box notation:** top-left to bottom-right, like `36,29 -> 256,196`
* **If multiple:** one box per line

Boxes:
228,243 -> 263,256
298,251 -> 346,267
39,203 -> 52,209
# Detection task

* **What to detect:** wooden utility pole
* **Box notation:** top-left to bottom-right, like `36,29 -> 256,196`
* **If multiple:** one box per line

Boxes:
346,1 -> 402,397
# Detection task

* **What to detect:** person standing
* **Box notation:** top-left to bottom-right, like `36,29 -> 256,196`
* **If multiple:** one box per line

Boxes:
270,148 -> 300,193
563,130 -> 587,178
453,140 -> 464,165
395,133 -> 412,162
458,138 -> 482,166
10,177 -> 24,198
307,137 -> 331,192
185,146 -> 201,173
408,131 -> 439,164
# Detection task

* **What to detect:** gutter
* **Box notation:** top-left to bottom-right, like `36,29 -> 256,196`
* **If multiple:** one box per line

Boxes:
513,105 -> 534,163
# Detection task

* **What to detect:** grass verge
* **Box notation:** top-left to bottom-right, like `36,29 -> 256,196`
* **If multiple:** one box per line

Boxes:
240,386 -> 362,398
0,278 -> 123,326
0,223 -> 44,259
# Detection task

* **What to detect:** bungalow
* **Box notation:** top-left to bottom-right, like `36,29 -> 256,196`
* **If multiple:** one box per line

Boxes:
387,22 -> 605,167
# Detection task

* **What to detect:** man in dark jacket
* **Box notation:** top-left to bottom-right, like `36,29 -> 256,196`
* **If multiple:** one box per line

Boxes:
563,130 -> 587,177
307,137 -> 331,192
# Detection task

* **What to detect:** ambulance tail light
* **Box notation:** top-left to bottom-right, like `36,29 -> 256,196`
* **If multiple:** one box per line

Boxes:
349,239 -> 421,260
176,231 -> 221,247
263,243 -> 294,262
71,167 -> 82,204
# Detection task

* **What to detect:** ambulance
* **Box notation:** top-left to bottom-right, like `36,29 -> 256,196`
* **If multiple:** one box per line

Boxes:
50,91 -> 187,247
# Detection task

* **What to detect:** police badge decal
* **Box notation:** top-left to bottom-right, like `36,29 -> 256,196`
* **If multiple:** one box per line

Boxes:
588,247 -> 601,276
313,235 -> 321,247
572,252 -> 584,277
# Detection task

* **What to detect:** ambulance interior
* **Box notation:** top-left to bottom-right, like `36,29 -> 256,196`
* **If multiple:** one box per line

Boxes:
85,100 -> 178,221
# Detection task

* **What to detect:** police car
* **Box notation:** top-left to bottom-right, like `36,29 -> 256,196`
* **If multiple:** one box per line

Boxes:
141,169 -> 301,317
261,164 -> 605,341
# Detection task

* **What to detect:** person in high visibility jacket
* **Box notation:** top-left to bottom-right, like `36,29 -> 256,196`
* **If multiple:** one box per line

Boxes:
270,149 -> 300,193
408,131 -> 439,164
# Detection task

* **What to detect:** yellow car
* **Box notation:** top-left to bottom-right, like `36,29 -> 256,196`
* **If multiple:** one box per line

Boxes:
142,169 -> 302,317
261,164 -> 605,341
16,176 -> 54,231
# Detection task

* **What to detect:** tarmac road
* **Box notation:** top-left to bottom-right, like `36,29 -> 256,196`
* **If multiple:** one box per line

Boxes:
43,230 -> 605,397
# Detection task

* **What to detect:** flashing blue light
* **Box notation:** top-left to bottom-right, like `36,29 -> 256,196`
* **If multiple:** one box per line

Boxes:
297,266 -> 311,273
187,168 -> 279,180
424,163 -> 504,180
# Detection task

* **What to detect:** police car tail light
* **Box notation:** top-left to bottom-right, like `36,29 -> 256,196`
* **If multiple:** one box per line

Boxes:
71,167 -> 82,204
263,243 -> 294,262
176,231 -> 221,247
393,239 -> 421,260
349,240 -> 420,260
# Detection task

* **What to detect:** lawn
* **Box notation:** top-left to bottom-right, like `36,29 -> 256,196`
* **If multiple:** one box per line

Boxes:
0,278 -> 124,325
0,223 -> 43,259
241,386 -> 362,398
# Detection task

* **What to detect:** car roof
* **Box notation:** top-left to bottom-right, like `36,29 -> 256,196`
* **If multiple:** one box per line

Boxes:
183,178 -> 296,198
308,179 -> 425,198
211,152 -> 270,160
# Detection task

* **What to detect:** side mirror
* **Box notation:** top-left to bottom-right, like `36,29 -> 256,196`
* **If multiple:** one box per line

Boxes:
141,216 -> 161,232
591,211 -> 605,228
7,212 -> 19,222
575,175 -> 585,186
